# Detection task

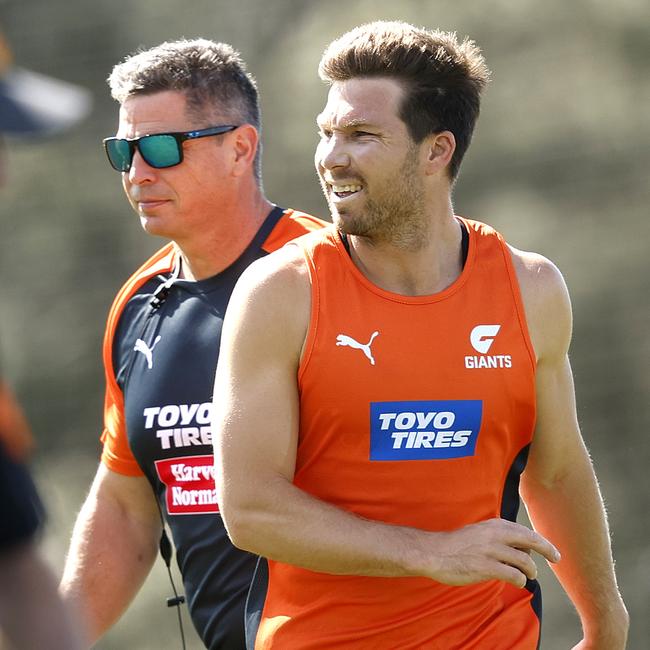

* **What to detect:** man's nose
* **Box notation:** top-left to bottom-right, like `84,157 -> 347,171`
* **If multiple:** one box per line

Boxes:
316,134 -> 350,173
128,148 -> 156,184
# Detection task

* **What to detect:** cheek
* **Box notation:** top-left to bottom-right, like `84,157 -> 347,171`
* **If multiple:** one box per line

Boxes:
314,142 -> 325,173
179,169 -> 224,212
121,175 -> 135,203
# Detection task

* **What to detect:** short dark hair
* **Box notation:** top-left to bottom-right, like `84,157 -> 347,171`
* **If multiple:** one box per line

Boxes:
109,39 -> 262,181
319,21 -> 490,180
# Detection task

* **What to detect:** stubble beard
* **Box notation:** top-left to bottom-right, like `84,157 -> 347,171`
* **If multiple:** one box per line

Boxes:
326,147 -> 428,252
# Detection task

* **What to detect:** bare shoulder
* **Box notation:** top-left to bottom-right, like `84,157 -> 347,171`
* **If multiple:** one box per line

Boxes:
507,244 -> 573,362
234,241 -> 310,300
224,243 -> 311,362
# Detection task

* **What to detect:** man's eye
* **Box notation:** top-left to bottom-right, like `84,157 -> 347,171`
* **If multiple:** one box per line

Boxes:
318,129 -> 332,139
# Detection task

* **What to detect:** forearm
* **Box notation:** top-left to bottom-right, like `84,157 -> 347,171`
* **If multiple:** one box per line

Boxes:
223,473 -> 558,589
224,474 -> 427,577
0,543 -> 83,650
60,472 -> 161,645
522,455 -> 628,643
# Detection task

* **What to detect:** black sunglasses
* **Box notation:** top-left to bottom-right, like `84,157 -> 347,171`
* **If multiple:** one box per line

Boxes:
102,124 -> 239,172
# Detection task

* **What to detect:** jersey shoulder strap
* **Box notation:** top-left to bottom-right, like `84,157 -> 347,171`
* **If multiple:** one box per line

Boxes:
262,209 -> 328,253
100,244 -> 176,476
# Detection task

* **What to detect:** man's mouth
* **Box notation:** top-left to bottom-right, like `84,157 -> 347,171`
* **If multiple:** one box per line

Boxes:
133,197 -> 169,211
330,183 -> 363,199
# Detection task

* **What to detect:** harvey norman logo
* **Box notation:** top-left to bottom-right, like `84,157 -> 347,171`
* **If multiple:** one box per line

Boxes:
370,400 -> 482,461
465,324 -> 512,369
155,455 -> 218,515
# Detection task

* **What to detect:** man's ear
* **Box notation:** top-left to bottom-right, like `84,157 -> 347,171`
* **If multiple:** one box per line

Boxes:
422,130 -> 456,176
231,124 -> 259,177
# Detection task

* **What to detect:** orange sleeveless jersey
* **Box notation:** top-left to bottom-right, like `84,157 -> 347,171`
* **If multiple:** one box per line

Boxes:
257,218 -> 540,649
99,209 -> 325,476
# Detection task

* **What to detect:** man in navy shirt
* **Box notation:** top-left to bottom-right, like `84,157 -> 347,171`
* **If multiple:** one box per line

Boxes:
59,39 -> 323,649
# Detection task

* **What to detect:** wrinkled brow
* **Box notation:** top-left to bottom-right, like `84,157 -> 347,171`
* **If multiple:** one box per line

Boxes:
316,115 -> 374,130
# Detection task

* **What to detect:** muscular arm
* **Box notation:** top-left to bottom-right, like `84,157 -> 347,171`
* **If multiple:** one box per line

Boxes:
60,463 -> 161,646
514,250 -> 629,648
0,543 -> 83,650
214,248 -> 559,589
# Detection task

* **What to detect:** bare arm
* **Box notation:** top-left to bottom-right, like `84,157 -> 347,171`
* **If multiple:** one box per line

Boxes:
214,248 -> 559,589
514,249 -> 629,649
60,463 -> 161,646
0,542 -> 83,650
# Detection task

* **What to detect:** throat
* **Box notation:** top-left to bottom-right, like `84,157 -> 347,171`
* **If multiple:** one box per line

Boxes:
340,220 -> 469,296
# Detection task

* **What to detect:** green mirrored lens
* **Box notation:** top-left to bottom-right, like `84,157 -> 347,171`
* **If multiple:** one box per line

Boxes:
106,139 -> 132,172
139,134 -> 181,168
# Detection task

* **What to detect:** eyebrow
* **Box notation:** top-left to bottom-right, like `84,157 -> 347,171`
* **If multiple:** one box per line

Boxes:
316,116 -> 375,130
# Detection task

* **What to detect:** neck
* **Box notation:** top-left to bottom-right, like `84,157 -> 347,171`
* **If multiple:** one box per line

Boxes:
347,197 -> 463,296
176,188 -> 273,281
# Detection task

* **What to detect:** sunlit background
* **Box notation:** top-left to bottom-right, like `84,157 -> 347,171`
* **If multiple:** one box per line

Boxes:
1,0 -> 648,647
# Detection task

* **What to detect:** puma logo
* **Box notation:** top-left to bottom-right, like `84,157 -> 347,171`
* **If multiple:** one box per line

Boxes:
134,335 -> 162,370
336,331 -> 379,366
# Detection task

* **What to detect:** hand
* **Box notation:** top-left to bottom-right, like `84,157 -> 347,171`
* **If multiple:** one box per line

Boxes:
427,518 -> 560,588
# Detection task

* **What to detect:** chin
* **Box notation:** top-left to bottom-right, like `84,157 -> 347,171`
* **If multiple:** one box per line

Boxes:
330,205 -> 350,227
140,215 -> 173,239
332,214 -> 352,235
332,211 -> 368,237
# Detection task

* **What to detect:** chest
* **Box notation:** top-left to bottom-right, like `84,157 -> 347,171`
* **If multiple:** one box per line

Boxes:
296,249 -> 537,527
115,287 -> 230,472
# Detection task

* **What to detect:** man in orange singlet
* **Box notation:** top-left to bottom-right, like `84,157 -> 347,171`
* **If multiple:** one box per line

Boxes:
213,22 -> 628,649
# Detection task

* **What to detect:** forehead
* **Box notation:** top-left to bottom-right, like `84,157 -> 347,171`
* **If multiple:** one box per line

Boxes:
117,90 -> 193,137
317,77 -> 406,130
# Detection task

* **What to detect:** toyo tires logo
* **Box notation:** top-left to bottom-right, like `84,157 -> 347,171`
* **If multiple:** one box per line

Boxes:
370,400 -> 483,461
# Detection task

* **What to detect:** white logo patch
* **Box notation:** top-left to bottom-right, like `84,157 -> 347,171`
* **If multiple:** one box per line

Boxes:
336,331 -> 379,366
470,325 -> 500,353
466,324 -> 512,369
134,335 -> 162,369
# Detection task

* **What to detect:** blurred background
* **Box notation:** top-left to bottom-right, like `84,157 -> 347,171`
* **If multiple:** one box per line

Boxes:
0,0 -> 648,647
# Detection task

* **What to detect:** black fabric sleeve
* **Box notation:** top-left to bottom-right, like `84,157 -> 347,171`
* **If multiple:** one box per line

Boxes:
0,443 -> 45,550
